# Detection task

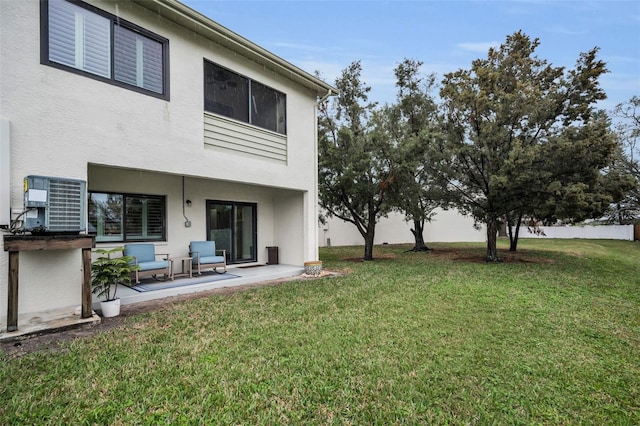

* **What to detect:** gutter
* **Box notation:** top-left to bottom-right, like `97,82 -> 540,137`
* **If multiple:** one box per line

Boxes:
133,0 -> 338,97
318,89 -> 334,105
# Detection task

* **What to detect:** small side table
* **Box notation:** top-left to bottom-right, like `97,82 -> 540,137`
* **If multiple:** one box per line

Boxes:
171,257 -> 193,280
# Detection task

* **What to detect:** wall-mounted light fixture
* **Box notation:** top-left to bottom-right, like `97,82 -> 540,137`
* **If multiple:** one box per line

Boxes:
185,199 -> 192,207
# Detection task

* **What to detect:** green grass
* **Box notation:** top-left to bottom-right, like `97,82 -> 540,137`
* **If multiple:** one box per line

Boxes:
1,239 -> 639,424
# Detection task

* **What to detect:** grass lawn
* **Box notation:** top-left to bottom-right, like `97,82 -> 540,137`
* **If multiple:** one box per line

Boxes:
1,239 -> 638,424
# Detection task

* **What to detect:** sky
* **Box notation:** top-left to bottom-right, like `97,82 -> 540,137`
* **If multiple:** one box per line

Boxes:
180,0 -> 640,112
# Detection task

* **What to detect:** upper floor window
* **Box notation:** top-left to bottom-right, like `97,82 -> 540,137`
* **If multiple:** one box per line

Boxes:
41,0 -> 169,99
204,60 -> 286,135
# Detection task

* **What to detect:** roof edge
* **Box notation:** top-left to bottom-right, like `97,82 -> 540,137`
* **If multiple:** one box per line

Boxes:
131,0 -> 338,97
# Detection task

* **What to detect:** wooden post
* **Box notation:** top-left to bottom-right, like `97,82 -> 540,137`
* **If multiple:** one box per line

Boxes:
7,251 -> 19,332
81,247 -> 92,318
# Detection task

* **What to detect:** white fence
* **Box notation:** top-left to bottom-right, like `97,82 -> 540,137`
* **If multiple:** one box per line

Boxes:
518,224 -> 634,241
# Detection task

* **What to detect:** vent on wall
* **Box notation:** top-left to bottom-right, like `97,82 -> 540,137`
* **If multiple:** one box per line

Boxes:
23,175 -> 87,234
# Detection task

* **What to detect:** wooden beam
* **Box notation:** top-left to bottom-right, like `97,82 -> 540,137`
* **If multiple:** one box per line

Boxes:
4,235 -> 94,252
7,251 -> 19,332
81,247 -> 92,319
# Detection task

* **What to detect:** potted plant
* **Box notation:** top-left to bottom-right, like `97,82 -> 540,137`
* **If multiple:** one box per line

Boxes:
91,247 -> 138,317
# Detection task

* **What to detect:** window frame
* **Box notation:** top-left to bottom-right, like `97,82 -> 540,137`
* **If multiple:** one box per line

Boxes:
88,191 -> 167,243
40,0 -> 170,100
206,200 -> 258,264
204,60 -> 287,135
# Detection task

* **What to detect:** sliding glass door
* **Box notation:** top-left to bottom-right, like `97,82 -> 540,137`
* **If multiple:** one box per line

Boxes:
206,201 -> 257,264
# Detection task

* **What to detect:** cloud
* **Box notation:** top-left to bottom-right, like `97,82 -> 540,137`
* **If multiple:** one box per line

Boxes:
268,41 -> 330,53
457,42 -> 500,53
294,59 -> 344,83
544,25 -> 587,36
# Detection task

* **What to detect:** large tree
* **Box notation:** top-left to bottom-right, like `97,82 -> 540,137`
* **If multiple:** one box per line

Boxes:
318,61 -> 394,261
438,31 -> 625,261
378,59 -> 443,251
607,96 -> 640,223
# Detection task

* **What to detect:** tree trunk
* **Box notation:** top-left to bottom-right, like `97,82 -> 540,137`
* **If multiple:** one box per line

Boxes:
509,214 -> 523,252
362,217 -> 376,261
363,231 -> 375,261
507,214 -> 515,249
486,219 -> 499,262
410,219 -> 432,251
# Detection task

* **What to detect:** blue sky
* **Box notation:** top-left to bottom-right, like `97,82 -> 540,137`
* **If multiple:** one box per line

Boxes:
181,0 -> 640,112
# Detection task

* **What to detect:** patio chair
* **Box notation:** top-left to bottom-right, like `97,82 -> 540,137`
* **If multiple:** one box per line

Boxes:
123,243 -> 172,283
189,241 -> 227,274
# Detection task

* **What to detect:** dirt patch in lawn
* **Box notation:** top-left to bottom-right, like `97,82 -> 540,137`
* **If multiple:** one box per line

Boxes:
419,247 -> 555,264
343,247 -> 554,264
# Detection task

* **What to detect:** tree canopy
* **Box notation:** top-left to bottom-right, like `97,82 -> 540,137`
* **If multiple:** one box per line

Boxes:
378,59 -> 443,251
437,31 -> 628,261
318,61 -> 393,261
318,31 -> 635,261
607,96 -> 640,223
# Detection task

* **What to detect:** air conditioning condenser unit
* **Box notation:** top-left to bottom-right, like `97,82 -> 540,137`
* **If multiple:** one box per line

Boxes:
23,175 -> 86,234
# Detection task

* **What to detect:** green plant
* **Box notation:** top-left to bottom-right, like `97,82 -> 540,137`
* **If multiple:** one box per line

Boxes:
91,247 -> 138,301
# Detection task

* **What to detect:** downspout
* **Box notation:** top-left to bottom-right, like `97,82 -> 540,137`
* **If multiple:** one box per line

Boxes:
318,88 -> 332,105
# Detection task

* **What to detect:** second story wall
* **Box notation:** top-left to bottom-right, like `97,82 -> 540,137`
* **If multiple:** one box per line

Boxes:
0,0 -> 322,208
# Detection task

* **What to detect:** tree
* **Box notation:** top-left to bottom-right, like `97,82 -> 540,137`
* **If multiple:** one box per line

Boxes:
318,61 -> 394,261
378,59 -> 443,251
438,31 -> 625,261
607,96 -> 640,223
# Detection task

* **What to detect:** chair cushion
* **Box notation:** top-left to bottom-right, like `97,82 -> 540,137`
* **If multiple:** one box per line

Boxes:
190,241 -> 216,258
196,255 -> 225,265
137,260 -> 170,271
124,244 -> 156,263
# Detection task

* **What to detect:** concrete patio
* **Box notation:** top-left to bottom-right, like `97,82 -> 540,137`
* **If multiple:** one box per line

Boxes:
0,263 -> 304,342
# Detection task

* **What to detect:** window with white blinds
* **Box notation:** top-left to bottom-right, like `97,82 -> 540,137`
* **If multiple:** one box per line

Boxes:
48,0 -> 111,78
114,25 -> 164,94
43,0 -> 169,99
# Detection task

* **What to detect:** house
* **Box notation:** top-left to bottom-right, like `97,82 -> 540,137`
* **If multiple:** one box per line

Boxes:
319,209 -> 486,247
0,0 -> 336,332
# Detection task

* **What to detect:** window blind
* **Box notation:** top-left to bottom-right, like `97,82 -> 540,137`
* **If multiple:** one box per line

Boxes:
48,0 -> 110,78
114,25 -> 163,94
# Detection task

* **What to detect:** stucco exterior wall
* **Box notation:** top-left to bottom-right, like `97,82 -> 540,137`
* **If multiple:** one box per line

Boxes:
87,167 -> 310,265
320,209 -> 486,247
0,0 -> 324,327
2,0 -> 319,191
517,224 -> 634,241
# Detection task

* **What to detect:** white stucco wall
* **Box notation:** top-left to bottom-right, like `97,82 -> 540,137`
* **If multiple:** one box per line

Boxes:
320,209 -> 486,247
89,167 -> 313,265
2,1 -> 319,192
0,0 -> 324,327
517,224 -> 634,241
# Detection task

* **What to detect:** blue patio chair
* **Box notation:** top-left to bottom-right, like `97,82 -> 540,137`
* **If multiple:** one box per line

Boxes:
124,243 -> 172,283
189,241 -> 227,274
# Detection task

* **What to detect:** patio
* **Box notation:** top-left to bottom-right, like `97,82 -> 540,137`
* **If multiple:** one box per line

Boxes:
1,264 -> 304,342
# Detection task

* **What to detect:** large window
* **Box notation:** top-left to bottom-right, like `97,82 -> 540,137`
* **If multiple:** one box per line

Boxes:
204,61 -> 286,134
89,192 -> 166,242
41,0 -> 169,99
